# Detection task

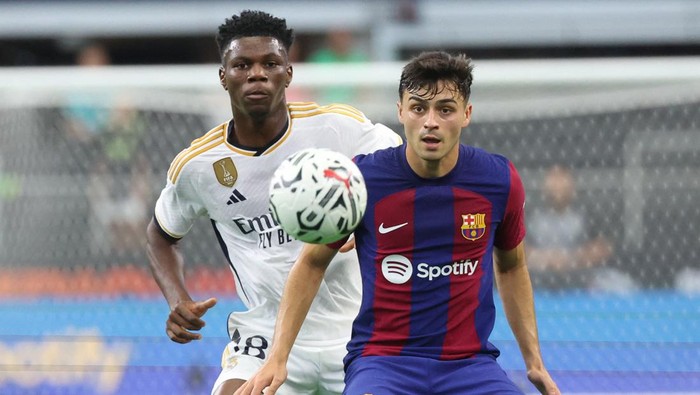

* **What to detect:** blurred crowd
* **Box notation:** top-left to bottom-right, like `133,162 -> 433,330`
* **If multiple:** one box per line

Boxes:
2,27 -> 699,294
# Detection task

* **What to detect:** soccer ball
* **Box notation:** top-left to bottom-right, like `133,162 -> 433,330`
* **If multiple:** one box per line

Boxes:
269,148 -> 367,244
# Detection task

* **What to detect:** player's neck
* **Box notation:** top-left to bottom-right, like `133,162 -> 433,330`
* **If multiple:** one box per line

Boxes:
406,146 -> 460,179
229,107 -> 289,148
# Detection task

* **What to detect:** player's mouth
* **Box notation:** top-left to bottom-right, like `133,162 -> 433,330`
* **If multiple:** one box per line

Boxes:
421,134 -> 441,150
244,89 -> 269,101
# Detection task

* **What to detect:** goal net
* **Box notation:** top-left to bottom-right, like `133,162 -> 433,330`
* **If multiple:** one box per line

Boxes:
0,57 -> 699,394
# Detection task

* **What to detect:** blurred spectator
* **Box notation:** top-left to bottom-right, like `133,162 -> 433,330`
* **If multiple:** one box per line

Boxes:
60,42 -> 153,258
63,42 -> 113,143
527,165 -> 637,292
0,154 -> 22,256
308,29 -> 368,104
87,101 -> 150,257
394,0 -> 418,23
75,42 -> 111,67
87,151 -> 153,257
309,29 -> 367,64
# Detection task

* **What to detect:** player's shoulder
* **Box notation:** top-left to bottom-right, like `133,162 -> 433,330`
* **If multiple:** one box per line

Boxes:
354,145 -> 401,168
286,102 -> 401,149
463,145 -> 520,189
288,101 -> 368,124
464,145 -> 513,170
166,121 -> 228,184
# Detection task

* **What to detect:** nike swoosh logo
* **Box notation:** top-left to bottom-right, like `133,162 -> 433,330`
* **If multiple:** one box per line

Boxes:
378,222 -> 408,234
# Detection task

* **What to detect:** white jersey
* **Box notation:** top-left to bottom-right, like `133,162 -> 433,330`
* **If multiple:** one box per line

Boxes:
154,102 -> 402,343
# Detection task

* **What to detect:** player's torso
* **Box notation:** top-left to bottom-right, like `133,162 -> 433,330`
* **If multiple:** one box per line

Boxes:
193,125 -> 358,290
179,104 -> 398,325
348,145 -> 511,360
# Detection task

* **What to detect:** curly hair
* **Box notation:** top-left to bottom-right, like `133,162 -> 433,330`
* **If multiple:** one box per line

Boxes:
399,51 -> 474,102
216,10 -> 294,61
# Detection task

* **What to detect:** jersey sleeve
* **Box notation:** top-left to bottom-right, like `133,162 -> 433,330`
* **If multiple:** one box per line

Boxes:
352,120 -> 403,156
153,160 -> 207,239
494,161 -> 526,251
328,105 -> 402,156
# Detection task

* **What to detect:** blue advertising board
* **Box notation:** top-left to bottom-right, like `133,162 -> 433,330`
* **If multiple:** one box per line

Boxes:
1,291 -> 698,394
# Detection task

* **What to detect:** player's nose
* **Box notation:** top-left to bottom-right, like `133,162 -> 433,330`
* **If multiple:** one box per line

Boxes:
423,108 -> 439,130
247,63 -> 268,81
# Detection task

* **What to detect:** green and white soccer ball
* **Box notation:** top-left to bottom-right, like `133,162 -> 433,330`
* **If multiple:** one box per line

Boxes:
269,148 -> 367,244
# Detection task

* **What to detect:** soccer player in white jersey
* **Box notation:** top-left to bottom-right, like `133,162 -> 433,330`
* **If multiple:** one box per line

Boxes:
145,10 -> 402,395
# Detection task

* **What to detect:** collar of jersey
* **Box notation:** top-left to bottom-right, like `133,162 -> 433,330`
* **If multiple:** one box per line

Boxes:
223,114 -> 292,156
399,143 -> 470,184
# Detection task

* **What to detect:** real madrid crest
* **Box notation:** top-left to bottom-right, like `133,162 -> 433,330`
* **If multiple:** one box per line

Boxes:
213,158 -> 237,187
461,213 -> 486,241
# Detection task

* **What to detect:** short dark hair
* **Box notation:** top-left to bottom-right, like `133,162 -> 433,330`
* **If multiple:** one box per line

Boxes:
216,10 -> 294,61
399,51 -> 474,102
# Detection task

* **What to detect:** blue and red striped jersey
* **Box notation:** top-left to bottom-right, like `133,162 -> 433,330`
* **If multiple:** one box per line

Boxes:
344,143 -> 526,368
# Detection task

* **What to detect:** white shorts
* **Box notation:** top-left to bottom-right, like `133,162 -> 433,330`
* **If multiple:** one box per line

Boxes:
211,309 -> 348,395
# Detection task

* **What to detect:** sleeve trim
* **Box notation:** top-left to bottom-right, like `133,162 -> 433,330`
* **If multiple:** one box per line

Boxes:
153,213 -> 183,243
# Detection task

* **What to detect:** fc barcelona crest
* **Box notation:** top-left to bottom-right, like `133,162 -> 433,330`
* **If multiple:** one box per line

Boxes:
213,158 -> 238,187
461,213 -> 486,241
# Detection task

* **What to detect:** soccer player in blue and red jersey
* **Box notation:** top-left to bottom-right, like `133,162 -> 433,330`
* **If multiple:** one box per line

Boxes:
237,51 -> 560,395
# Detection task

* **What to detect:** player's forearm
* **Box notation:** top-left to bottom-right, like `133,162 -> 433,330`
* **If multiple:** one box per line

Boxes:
269,244 -> 335,363
496,263 -> 545,370
146,221 -> 191,308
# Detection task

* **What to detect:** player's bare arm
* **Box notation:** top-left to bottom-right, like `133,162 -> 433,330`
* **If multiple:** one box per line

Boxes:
235,242 -> 338,395
494,241 -> 560,395
146,218 -> 217,343
338,234 -> 356,253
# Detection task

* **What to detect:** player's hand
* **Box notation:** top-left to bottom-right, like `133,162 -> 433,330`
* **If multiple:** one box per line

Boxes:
233,360 -> 287,395
165,297 -> 217,344
527,367 -> 561,395
338,235 -> 356,253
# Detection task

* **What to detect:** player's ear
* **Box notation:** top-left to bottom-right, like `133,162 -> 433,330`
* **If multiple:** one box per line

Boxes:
285,64 -> 293,88
461,102 -> 472,128
396,100 -> 404,124
218,66 -> 227,90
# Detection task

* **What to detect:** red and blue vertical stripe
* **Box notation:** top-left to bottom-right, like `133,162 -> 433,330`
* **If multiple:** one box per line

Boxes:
345,144 -> 525,368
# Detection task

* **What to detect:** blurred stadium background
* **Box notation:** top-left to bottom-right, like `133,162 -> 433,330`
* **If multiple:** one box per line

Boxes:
1,1 -> 699,394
